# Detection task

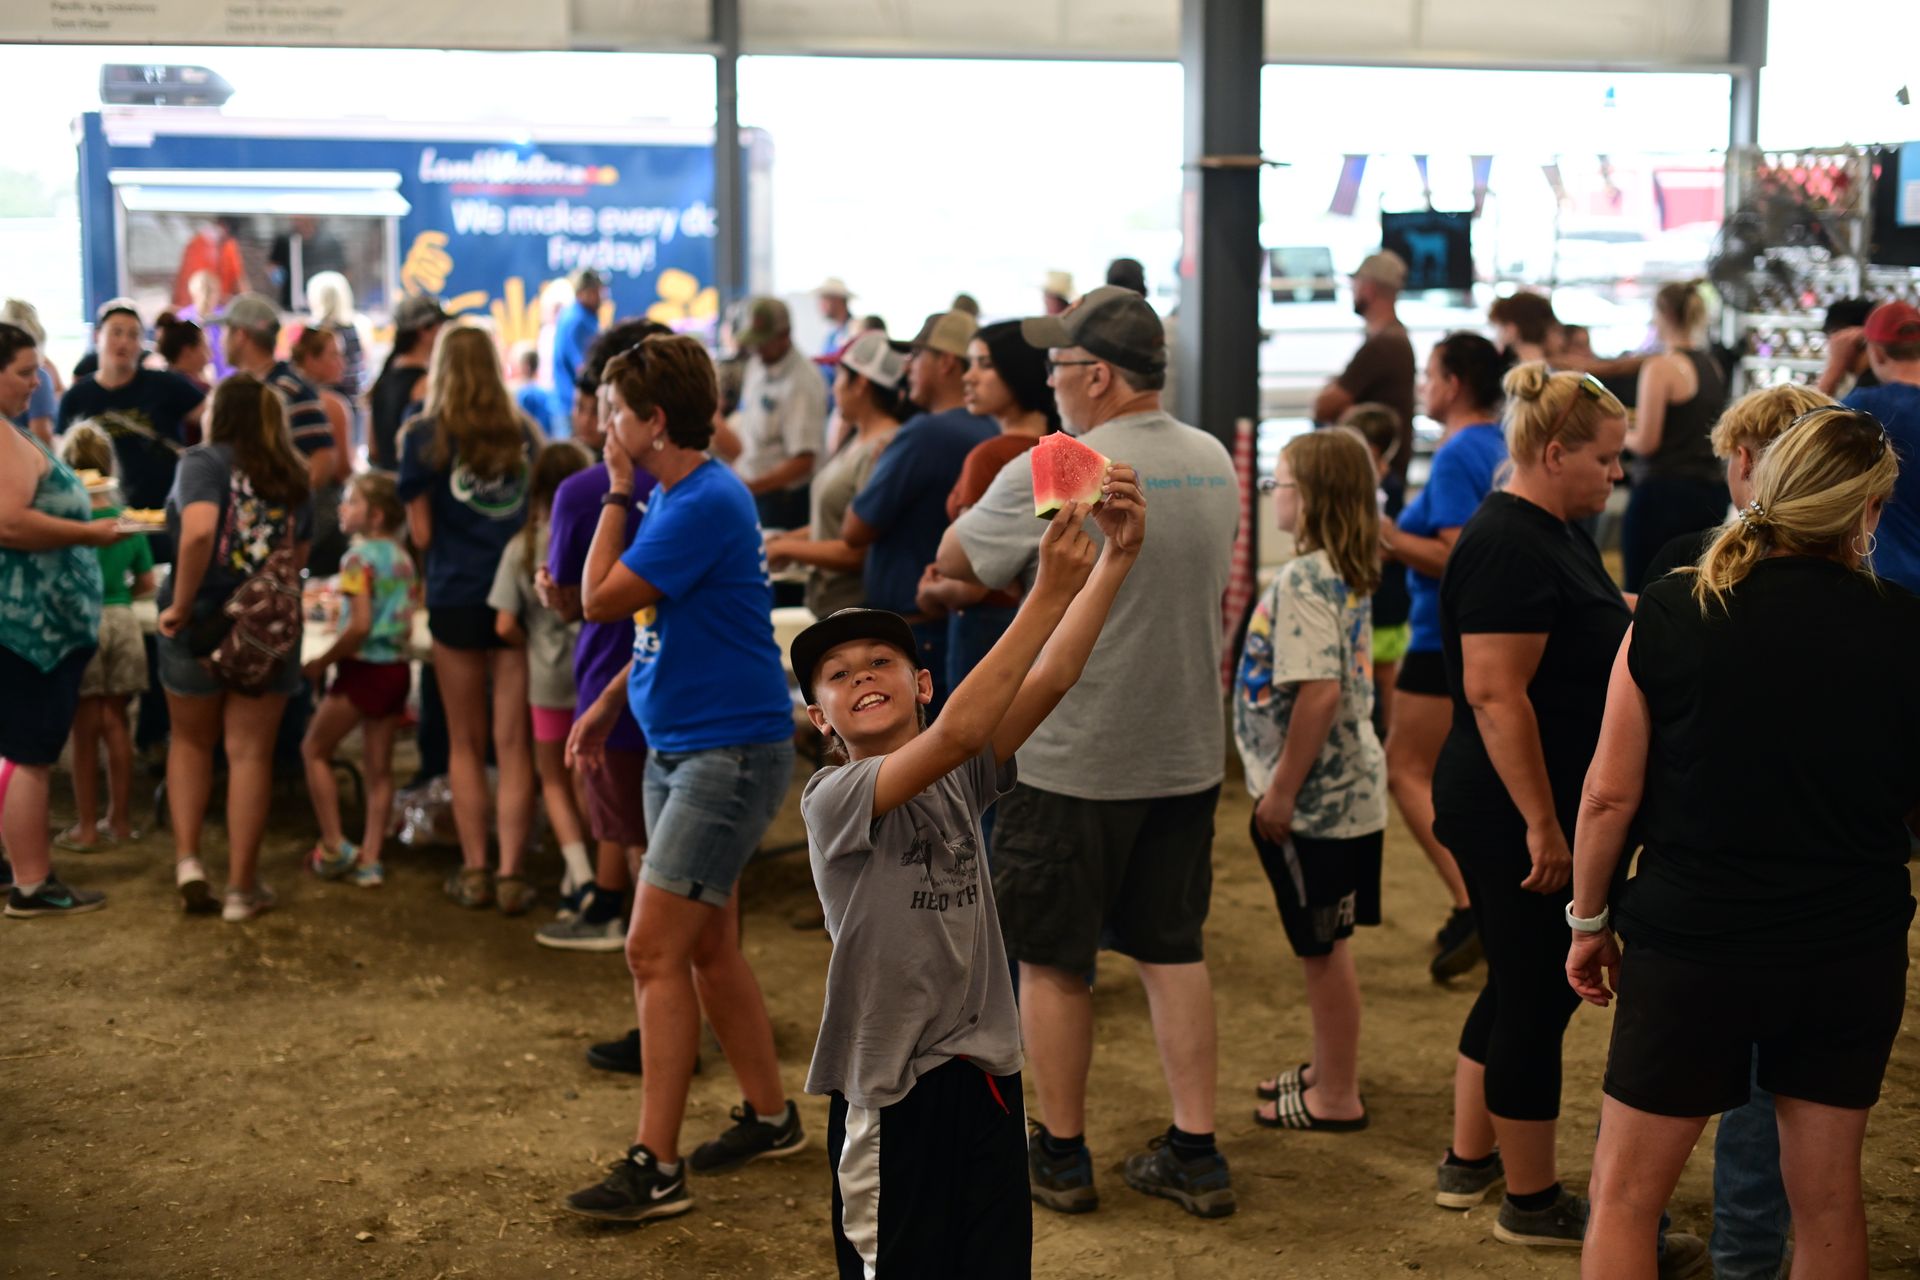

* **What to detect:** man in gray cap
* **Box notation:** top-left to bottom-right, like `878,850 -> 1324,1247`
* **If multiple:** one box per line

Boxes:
841,310 -> 995,705
551,267 -> 605,411
731,296 -> 828,541
935,285 -> 1240,1220
1314,250 -> 1415,479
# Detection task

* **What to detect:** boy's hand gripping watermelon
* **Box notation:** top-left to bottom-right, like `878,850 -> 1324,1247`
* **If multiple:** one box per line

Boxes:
1030,432 -> 1110,520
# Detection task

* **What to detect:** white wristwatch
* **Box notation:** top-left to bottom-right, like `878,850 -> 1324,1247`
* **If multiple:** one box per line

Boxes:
1565,902 -> 1611,934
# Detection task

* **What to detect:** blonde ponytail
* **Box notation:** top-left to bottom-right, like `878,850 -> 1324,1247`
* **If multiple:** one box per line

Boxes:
1691,407 -> 1898,611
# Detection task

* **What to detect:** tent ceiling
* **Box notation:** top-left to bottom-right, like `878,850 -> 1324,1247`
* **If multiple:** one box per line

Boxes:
573,0 -> 1733,67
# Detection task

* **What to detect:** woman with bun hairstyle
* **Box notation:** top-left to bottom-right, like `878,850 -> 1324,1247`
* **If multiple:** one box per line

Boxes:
1621,281 -> 1729,591
1375,332 -> 1510,984
1427,363 -> 1648,1257
1569,406 -> 1915,1280
918,319 -> 1061,693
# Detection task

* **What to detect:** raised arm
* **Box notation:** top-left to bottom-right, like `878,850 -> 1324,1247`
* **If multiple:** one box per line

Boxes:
868,501 -> 1099,816
581,443 -> 663,623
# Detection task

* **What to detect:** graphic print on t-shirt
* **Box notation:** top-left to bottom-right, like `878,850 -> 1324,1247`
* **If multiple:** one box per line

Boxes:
449,461 -> 530,520
900,813 -> 980,911
218,472 -> 290,573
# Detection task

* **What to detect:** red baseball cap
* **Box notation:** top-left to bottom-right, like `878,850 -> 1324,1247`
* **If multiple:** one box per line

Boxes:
1863,301 -> 1920,345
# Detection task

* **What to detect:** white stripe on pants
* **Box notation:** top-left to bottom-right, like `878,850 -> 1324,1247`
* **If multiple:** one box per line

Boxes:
837,1101 -> 882,1279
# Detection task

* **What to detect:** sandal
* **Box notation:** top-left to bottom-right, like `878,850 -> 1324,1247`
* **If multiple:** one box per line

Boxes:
444,866 -> 494,909
1256,1062 -> 1312,1102
1255,1090 -> 1369,1132
54,827 -> 111,853
495,875 -> 538,917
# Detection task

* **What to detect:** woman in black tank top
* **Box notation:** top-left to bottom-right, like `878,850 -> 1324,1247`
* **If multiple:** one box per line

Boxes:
1621,282 -> 1730,591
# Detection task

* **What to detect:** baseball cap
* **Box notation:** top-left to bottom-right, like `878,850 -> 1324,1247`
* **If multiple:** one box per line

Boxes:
393,294 -> 451,333
216,291 -> 280,336
1352,251 -> 1409,291
910,310 -> 977,359
1043,270 -> 1075,300
736,296 -> 791,349
814,276 -> 853,298
790,608 -> 920,705
1863,301 -> 1920,345
1019,284 -> 1167,376
1105,257 -> 1147,295
570,267 -> 606,292
836,330 -> 906,389
95,297 -> 141,328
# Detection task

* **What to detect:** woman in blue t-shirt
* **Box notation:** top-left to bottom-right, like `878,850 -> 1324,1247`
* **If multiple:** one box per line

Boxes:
1380,332 -> 1510,981
396,325 -> 543,915
563,334 -> 801,1222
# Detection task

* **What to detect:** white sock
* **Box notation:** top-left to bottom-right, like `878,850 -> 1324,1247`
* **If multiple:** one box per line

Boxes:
654,1158 -> 680,1176
176,857 -> 206,886
558,842 -> 593,892
14,879 -> 44,898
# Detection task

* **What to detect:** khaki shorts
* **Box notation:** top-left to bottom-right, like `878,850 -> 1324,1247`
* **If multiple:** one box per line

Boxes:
78,605 -> 150,699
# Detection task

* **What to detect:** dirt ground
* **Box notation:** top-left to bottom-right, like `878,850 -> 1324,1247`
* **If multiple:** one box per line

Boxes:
4,744 -> 1917,1280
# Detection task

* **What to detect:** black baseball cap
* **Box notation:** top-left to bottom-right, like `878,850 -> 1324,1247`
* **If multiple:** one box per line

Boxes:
789,608 -> 919,705
1020,284 -> 1166,376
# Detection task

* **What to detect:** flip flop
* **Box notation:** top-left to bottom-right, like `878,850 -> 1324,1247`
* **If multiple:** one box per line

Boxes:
54,827 -> 111,853
1256,1062 -> 1312,1103
1255,1090 -> 1370,1132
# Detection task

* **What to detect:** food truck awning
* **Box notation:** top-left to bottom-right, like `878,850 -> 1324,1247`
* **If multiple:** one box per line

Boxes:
108,169 -> 411,218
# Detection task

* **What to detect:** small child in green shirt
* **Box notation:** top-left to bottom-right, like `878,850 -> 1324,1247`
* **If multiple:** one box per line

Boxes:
56,423 -> 155,851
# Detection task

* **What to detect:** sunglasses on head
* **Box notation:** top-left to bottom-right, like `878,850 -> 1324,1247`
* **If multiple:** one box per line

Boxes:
1543,372 -> 1611,446
1785,405 -> 1891,459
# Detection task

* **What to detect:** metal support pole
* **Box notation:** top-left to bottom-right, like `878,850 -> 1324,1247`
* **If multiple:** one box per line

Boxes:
1728,0 -> 1768,152
1177,0 -> 1263,450
713,0 -> 744,311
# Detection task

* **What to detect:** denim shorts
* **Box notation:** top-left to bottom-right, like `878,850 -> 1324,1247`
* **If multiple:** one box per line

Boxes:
157,630 -> 303,699
640,740 -> 794,907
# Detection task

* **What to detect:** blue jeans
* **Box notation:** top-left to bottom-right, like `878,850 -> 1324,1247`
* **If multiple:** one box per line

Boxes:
1712,1053 -> 1789,1280
945,603 -> 1018,700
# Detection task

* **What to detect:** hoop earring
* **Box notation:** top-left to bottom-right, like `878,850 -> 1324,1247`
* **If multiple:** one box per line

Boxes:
1853,530 -> 1877,560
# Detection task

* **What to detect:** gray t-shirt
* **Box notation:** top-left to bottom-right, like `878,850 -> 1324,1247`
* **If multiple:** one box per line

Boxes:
734,346 -> 828,490
801,745 -> 1021,1110
951,409 -> 1238,800
487,526 -> 580,710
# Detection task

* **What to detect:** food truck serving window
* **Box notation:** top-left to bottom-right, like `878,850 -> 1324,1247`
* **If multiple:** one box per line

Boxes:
108,169 -> 408,316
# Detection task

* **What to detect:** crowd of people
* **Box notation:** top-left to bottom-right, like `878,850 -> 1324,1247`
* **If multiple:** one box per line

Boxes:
1,243 -> 1917,1280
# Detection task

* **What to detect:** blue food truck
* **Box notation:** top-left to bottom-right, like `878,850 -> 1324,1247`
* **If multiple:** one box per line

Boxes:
76,107 -> 770,338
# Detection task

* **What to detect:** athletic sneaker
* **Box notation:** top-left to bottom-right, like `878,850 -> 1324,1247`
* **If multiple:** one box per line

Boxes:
536,913 -> 626,952
1435,1150 -> 1505,1208
562,1144 -> 692,1223
688,1101 -> 806,1174
177,858 -> 218,915
1494,1188 -> 1589,1247
309,839 -> 357,880
5,877 -> 108,918
587,1029 -> 642,1074
1431,908 -> 1483,982
1122,1134 -> 1237,1219
349,862 -> 385,888
222,884 -> 277,924
0,855 -> 14,890
1658,1231 -> 1710,1278
1027,1131 -> 1099,1214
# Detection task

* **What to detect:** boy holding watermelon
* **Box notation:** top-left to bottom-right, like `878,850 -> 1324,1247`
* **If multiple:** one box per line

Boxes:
789,471 -> 1144,1279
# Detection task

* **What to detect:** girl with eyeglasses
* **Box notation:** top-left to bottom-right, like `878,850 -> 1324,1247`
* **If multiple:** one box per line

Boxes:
1569,405 -> 1916,1280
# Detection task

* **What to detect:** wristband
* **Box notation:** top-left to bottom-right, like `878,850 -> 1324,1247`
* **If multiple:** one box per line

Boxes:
1564,902 -> 1611,934
601,490 -> 633,509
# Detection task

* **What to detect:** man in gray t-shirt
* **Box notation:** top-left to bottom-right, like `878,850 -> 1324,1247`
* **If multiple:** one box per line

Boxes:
936,287 -> 1239,1220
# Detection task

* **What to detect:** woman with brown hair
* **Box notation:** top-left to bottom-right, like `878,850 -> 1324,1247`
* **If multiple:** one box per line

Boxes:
562,334 -> 800,1222
155,373 -> 313,922
397,324 -> 543,913
1570,406 -> 1915,1279
1621,281 -> 1730,591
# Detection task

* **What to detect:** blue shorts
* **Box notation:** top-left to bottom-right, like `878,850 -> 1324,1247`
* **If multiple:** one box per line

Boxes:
157,631 -> 303,700
640,741 -> 794,907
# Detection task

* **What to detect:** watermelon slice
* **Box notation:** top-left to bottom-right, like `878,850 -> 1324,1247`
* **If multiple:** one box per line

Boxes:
1030,432 -> 1109,520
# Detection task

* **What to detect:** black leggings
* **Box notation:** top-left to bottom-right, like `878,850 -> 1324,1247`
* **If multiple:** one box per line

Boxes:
1449,821 -> 1582,1122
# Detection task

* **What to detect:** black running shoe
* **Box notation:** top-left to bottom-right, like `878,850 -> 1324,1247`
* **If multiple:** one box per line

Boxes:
1123,1133 -> 1237,1219
563,1144 -> 692,1222
688,1100 -> 806,1174
1430,907 -> 1483,982
1027,1130 -> 1099,1214
5,877 -> 107,919
587,1029 -> 642,1074
0,855 -> 13,890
